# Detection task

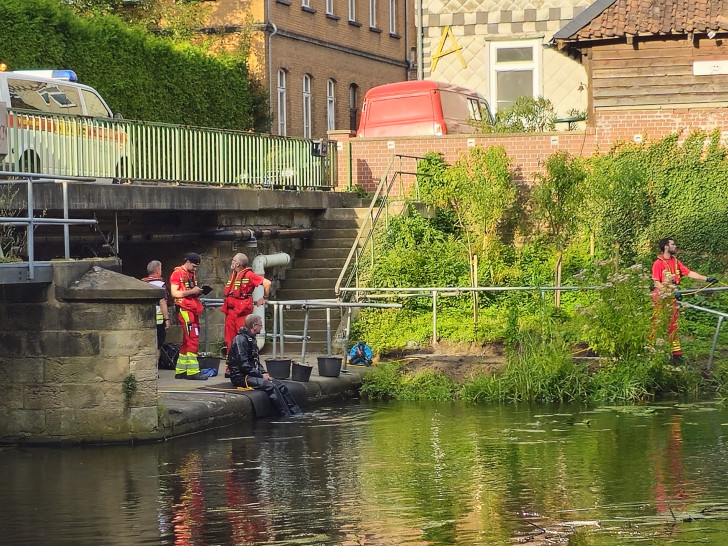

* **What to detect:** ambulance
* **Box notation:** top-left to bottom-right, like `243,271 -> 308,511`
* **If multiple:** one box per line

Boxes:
0,66 -> 130,178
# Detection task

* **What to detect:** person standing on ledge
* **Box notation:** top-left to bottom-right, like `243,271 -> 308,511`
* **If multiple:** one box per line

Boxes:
142,260 -> 171,363
227,314 -> 302,416
651,237 -> 717,365
170,252 -> 208,380
221,253 -> 271,353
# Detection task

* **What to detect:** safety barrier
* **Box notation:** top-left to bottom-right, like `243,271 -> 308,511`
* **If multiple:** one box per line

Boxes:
2,109 -> 336,189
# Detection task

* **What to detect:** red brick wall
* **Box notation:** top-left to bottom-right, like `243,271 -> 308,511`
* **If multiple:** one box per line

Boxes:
330,106 -> 728,192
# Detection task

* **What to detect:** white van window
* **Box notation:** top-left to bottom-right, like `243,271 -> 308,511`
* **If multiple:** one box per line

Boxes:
8,78 -> 83,115
81,89 -> 112,117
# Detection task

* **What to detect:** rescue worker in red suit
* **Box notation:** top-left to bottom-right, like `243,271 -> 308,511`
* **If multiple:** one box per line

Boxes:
222,253 -> 271,351
651,238 -> 716,365
170,253 -> 208,380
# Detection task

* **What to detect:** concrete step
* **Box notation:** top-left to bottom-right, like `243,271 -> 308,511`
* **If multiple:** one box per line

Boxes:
293,247 -> 351,259
280,277 -> 336,289
285,267 -> 342,279
320,207 -> 370,221
276,287 -> 337,299
314,218 -> 366,230
288,257 -> 348,269
314,227 -> 359,240
307,237 -> 357,249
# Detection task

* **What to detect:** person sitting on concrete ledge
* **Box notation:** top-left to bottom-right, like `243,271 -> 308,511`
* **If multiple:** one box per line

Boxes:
227,314 -> 302,417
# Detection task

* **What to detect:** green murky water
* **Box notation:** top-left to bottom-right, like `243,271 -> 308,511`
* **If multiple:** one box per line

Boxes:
2,400 -> 728,544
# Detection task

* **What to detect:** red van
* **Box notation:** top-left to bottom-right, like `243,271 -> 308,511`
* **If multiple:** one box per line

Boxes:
356,80 -> 493,138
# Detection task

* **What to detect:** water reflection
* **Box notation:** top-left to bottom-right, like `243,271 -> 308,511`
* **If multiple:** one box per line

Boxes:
2,401 -> 728,544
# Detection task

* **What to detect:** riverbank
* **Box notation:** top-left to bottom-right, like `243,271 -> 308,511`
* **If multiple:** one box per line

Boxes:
155,364 -> 367,440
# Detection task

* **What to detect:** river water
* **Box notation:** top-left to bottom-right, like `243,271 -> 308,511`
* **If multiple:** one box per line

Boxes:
3,400 -> 728,545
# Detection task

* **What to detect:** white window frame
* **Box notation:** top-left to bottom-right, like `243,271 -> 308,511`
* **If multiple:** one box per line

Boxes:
302,0 -> 310,8
389,0 -> 396,34
489,40 -> 541,113
327,79 -> 336,131
348,0 -> 356,21
277,69 -> 287,136
303,74 -> 312,139
326,0 -> 334,15
369,0 -> 376,27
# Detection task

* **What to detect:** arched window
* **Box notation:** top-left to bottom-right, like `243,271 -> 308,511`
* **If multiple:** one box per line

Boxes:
277,69 -> 287,136
327,79 -> 336,131
302,74 -> 312,138
349,83 -> 359,132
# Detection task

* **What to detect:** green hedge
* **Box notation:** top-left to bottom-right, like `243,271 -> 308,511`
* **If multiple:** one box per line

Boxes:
0,0 -> 268,131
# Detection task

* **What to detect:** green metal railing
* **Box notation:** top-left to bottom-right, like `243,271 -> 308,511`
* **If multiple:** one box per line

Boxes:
2,109 -> 336,189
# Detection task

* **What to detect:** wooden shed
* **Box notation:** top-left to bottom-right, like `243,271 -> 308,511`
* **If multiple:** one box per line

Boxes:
553,0 -> 728,127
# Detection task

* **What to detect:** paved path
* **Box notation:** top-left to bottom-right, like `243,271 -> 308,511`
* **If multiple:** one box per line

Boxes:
155,361 -> 367,439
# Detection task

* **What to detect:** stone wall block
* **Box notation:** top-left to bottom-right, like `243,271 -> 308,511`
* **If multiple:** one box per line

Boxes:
32,331 -> 100,357
23,384 -> 62,410
129,380 -> 158,407
45,356 -> 130,384
58,383 -> 124,409
3,410 -> 46,438
99,330 -> 153,358
46,408 -> 127,438
0,358 -> 44,383
54,304 -> 152,331
127,407 -> 159,433
0,384 -> 25,409
0,303 -> 45,330
0,333 -> 24,357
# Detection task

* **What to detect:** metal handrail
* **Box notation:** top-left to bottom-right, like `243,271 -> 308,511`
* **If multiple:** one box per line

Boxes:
0,172 -> 97,280
2,109 -> 336,189
334,153 -> 426,298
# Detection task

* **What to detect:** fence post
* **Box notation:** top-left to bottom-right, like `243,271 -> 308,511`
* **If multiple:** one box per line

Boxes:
432,289 -> 438,344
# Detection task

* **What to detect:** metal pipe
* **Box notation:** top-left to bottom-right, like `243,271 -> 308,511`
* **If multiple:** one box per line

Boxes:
710,316 -> 724,370
301,308 -> 310,363
252,252 -> 291,350
326,307 -> 332,356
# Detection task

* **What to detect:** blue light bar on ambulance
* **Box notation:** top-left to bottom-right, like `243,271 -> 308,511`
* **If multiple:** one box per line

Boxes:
12,69 -> 78,82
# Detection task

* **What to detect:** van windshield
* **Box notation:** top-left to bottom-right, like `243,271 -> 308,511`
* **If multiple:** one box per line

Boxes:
8,78 -> 83,115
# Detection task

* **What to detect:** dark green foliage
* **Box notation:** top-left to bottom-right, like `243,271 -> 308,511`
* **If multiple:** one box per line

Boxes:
354,132 -> 728,403
476,96 -> 556,133
0,0 -> 267,131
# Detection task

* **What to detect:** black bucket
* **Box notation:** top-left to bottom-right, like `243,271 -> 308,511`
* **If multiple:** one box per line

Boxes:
265,358 -> 291,379
291,361 -> 313,382
317,356 -> 342,377
198,356 -> 221,376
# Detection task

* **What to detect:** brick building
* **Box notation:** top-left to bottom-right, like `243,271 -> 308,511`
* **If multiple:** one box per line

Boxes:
199,0 -> 413,138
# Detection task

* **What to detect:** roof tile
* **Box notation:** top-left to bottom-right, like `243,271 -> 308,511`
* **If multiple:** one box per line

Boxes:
570,0 -> 728,40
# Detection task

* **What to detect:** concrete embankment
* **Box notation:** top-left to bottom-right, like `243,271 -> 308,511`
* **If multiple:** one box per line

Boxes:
156,365 -> 367,439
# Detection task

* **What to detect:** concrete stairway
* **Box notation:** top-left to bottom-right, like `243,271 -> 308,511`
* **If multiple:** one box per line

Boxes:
266,206 -> 369,359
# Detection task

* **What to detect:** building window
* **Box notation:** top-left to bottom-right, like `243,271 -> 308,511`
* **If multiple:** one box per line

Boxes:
326,0 -> 334,14
389,0 -> 396,34
489,40 -> 541,113
277,69 -> 287,136
327,79 -> 336,131
369,0 -> 376,27
349,83 -> 359,132
302,0 -> 310,8
303,74 -> 312,138
348,0 -> 355,21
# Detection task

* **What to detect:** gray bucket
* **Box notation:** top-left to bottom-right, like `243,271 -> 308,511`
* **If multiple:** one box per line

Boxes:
317,356 -> 342,377
265,358 -> 291,379
291,361 -> 313,382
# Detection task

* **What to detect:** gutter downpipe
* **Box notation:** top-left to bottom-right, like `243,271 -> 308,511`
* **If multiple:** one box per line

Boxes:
267,0 -> 278,130
417,0 -> 423,80
252,252 -> 291,349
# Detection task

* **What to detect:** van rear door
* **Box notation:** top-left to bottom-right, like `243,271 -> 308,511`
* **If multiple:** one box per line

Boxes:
358,90 -> 439,137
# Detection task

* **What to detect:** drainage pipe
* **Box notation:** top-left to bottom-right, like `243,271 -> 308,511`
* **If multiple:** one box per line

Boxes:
252,252 -> 291,349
